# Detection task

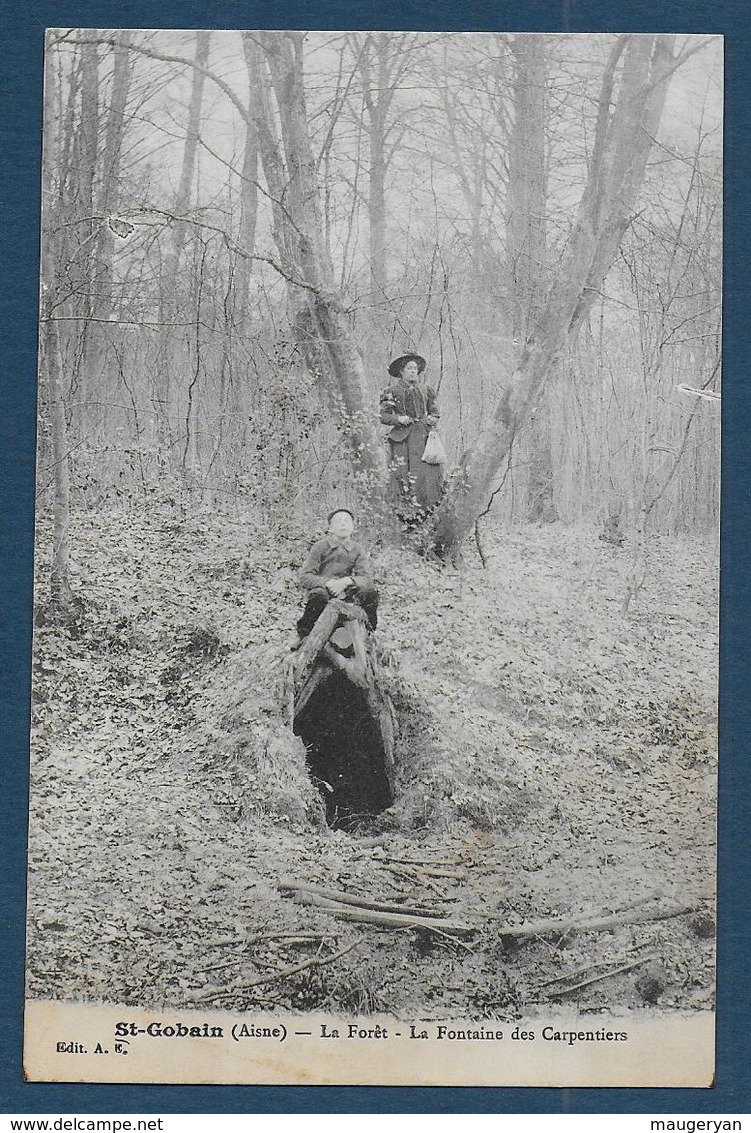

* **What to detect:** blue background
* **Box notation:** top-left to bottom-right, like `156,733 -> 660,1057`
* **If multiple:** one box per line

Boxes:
1,0 -> 747,1115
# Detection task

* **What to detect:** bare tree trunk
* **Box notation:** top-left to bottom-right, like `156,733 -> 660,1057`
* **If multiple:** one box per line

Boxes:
164,31 -> 210,276
440,71 -> 486,277
235,36 -> 260,323
355,34 -> 418,305
245,32 -> 326,378
77,42 -> 98,234
72,41 -> 100,416
507,34 -> 556,523
433,35 -> 676,559
41,203 -> 75,616
358,35 -> 389,297
94,30 -> 132,316
156,31 -> 211,458
104,31 -> 387,489
258,32 -> 387,483
44,316 -> 74,613
368,110 -> 388,297
40,44 -> 75,617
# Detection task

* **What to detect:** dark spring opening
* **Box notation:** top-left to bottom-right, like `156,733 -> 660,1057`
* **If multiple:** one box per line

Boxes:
294,671 -> 393,829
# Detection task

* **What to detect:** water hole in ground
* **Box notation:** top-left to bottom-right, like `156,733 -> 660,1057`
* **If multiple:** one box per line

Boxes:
294,670 -> 393,829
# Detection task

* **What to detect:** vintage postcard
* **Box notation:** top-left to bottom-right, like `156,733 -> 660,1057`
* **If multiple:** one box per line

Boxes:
24,29 -> 720,1087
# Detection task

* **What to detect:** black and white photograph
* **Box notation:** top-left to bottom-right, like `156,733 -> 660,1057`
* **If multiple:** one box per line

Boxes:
24,29 -> 721,1087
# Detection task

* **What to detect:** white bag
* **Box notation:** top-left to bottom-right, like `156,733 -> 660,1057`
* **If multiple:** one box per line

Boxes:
421,430 -> 447,465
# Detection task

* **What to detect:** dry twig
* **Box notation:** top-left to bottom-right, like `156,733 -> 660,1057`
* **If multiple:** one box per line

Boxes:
191,939 -> 363,1004
212,929 -> 325,949
545,953 -> 661,998
380,857 -> 465,879
535,939 -> 658,992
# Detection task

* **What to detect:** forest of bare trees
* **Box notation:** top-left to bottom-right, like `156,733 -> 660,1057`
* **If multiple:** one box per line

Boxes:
25,32 -> 722,1052
38,30 -> 721,605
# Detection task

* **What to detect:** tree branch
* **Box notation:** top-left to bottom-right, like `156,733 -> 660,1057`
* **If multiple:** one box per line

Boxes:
63,36 -> 253,126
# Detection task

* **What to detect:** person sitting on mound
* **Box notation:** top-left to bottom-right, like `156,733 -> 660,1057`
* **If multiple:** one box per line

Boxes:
296,508 -> 379,639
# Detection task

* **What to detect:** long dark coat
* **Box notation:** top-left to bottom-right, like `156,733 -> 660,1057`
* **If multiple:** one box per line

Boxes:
379,379 -> 444,518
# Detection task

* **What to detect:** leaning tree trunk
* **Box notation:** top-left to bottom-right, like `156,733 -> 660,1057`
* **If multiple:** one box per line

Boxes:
258,32 -> 387,485
433,34 -> 676,559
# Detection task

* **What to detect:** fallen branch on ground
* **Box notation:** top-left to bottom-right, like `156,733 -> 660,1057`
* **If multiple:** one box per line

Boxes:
535,940 -> 655,991
499,902 -> 696,943
608,889 -> 665,916
279,878 -> 449,919
376,854 -> 465,879
545,953 -> 661,998
369,849 -> 463,866
189,939 -> 363,1004
381,861 -> 449,898
287,889 -> 475,936
212,930 -> 325,949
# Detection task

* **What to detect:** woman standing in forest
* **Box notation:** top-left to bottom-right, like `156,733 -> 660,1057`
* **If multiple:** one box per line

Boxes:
379,353 -> 444,523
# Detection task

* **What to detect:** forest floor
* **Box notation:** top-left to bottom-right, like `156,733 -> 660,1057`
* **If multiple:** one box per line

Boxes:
27,505 -> 718,1025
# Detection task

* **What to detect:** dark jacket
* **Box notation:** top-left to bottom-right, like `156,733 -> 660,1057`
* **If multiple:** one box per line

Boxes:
379,380 -> 440,442
299,535 -> 374,592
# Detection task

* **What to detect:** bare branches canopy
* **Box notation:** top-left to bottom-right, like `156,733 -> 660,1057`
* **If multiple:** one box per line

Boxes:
39,30 -> 720,584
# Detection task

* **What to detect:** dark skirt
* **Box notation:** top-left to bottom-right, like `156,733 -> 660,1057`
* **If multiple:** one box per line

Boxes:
387,422 -> 444,520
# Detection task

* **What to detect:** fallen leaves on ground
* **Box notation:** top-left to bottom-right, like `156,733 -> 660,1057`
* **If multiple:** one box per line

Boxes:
27,506 -> 717,1020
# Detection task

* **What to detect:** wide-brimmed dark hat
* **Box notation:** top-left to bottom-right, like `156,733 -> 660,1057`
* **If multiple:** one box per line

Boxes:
388,353 -> 426,378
